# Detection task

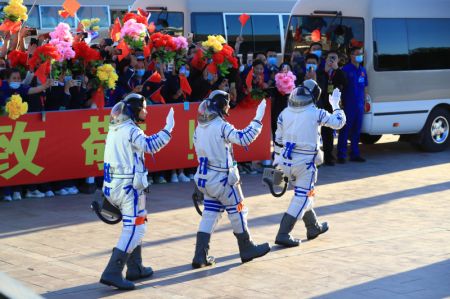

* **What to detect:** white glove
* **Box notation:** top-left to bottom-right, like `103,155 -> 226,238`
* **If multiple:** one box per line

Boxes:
329,88 -> 341,110
254,99 -> 267,121
164,107 -> 175,133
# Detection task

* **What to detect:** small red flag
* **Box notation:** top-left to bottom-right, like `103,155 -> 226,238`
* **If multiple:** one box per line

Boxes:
245,67 -> 254,92
147,71 -> 161,83
92,86 -> 105,109
137,8 -> 149,18
58,9 -> 70,19
110,18 -> 122,42
148,22 -> 156,34
239,13 -> 250,27
0,20 -> 21,34
143,41 -> 152,59
35,60 -> 50,84
117,40 -> 130,62
179,74 -> 192,96
150,87 -> 166,104
191,49 -> 206,70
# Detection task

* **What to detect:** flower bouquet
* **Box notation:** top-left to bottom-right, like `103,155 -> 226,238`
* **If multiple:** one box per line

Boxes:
202,35 -> 238,76
91,64 -> 118,109
28,44 -> 61,83
80,18 -> 100,32
123,12 -> 148,25
121,19 -> 147,51
72,41 -> 102,75
0,0 -> 27,33
49,23 -> 75,79
150,32 -> 177,63
8,49 -> 28,75
5,94 -> 27,120
173,36 -> 188,70
275,71 -> 296,95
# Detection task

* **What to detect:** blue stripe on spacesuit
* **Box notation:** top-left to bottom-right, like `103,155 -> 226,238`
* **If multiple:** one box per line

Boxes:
230,185 -> 245,232
220,176 -> 228,187
204,199 -> 225,212
124,186 -> 139,252
104,163 -> 112,183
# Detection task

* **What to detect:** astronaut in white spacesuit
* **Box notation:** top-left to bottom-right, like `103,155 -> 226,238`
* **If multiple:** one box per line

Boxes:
273,80 -> 346,247
191,90 -> 271,268
100,93 -> 175,290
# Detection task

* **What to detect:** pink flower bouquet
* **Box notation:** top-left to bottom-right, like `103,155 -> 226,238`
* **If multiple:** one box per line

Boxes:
275,71 -> 296,95
121,19 -> 147,51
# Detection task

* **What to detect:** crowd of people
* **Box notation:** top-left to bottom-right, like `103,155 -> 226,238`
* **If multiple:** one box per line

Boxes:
0,15 -> 369,202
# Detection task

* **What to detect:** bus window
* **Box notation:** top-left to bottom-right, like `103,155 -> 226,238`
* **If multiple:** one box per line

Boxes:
407,19 -> 450,70
285,15 -> 364,61
40,6 -> 75,29
191,13 -> 225,43
252,15 -> 281,53
282,15 -> 290,35
225,14 -> 253,53
77,6 -> 110,28
25,5 -> 40,29
373,19 -> 409,71
226,14 -> 282,54
148,11 -> 184,36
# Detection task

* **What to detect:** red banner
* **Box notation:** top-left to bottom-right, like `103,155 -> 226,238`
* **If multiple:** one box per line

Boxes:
0,102 -> 271,187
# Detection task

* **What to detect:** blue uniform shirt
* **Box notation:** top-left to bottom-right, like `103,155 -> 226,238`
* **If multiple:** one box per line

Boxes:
342,63 -> 368,110
0,80 -> 31,107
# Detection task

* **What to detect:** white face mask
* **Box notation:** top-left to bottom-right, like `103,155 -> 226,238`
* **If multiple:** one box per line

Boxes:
239,65 -> 245,73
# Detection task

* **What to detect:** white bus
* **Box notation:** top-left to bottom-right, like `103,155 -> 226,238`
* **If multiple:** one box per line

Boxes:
131,0 -> 296,57
286,0 -> 450,152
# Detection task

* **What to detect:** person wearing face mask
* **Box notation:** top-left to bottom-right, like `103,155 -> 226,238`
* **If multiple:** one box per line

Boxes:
308,42 -> 325,70
337,46 -> 368,163
0,68 -> 52,108
129,55 -> 149,95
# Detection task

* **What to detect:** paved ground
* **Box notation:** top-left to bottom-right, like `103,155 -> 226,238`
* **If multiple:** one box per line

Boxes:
1,135 -> 450,299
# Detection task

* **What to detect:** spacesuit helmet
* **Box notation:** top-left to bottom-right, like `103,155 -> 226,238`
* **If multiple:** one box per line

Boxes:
288,79 -> 322,108
123,93 -> 146,122
197,90 -> 230,124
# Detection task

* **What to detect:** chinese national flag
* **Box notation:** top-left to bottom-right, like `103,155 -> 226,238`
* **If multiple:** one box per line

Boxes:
150,87 -> 166,104
179,74 -> 192,96
92,86 -> 105,109
110,18 -> 121,42
35,60 -> 50,84
245,67 -> 254,92
58,10 -> 70,19
147,71 -> 161,83
117,40 -> 130,62
62,0 -> 80,17
137,8 -> 149,18
143,41 -> 152,59
148,22 -> 156,34
239,13 -> 250,27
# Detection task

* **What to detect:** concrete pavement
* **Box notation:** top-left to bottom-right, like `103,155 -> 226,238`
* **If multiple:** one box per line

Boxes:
1,135 -> 449,298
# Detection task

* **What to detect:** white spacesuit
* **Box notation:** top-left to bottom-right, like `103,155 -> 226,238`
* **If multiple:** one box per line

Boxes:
191,90 -> 271,268
100,94 -> 175,290
273,80 -> 346,247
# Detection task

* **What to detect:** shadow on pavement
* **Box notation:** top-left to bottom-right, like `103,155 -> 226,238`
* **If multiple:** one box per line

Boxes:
311,259 -> 450,299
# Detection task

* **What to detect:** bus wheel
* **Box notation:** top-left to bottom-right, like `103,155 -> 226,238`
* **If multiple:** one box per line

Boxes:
360,133 -> 382,144
420,107 -> 450,152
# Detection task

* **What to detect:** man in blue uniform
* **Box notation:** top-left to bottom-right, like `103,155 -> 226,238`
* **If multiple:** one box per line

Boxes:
337,47 -> 368,163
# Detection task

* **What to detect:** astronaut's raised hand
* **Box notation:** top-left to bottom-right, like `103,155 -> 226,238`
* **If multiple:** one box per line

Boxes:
254,99 -> 267,122
329,88 -> 341,110
164,107 -> 175,133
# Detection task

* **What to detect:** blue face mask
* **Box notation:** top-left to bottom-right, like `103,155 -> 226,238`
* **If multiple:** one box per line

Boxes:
184,70 -> 190,78
312,50 -> 322,58
306,63 -> 318,72
355,55 -> 364,63
267,57 -> 277,66
64,76 -> 72,82
9,82 -> 21,89
136,69 -> 145,77
207,72 -> 213,81
0,41 -> 3,48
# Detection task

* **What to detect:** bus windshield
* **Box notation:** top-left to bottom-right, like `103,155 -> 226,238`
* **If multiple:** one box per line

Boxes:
285,15 -> 364,61
148,11 -> 184,36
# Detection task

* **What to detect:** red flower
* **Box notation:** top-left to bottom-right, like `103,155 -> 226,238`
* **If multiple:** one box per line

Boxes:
221,44 -> 234,58
229,56 -> 238,69
123,12 -> 148,25
165,37 -> 177,51
73,41 -> 101,64
8,50 -> 28,68
29,44 -> 61,71
212,52 -> 225,65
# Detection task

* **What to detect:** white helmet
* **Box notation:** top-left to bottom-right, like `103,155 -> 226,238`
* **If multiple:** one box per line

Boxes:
288,79 -> 322,108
